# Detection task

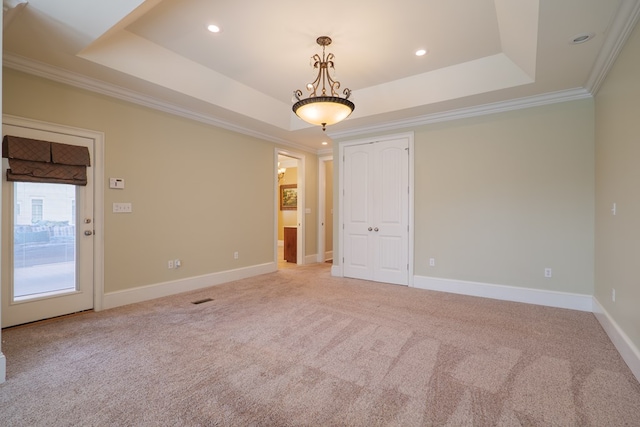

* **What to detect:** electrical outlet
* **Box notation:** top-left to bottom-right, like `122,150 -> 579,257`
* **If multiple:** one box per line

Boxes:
234,251 -> 239,260
168,260 -> 174,269
612,288 -> 616,302
429,258 -> 435,267
544,268 -> 552,278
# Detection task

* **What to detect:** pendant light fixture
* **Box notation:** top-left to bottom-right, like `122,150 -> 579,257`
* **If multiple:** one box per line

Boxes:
292,36 -> 355,131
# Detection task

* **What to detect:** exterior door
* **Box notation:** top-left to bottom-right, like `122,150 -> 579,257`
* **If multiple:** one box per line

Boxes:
343,137 -> 409,285
2,124 -> 95,327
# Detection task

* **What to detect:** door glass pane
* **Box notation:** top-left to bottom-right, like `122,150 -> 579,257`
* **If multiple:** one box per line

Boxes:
13,182 -> 76,301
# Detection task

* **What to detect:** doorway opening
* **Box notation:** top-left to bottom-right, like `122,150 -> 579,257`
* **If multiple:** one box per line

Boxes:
275,150 -> 304,270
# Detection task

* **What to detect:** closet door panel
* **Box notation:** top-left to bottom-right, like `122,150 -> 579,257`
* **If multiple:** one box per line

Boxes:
343,145 -> 374,280
373,139 -> 409,285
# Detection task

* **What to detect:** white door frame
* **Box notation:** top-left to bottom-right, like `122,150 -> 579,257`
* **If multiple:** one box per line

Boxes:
337,132 -> 415,286
317,155 -> 332,263
274,148 -> 305,265
2,115 -> 105,312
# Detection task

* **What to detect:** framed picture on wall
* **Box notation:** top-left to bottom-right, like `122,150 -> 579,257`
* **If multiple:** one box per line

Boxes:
280,184 -> 297,210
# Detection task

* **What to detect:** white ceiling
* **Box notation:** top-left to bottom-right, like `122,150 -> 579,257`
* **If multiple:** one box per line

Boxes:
3,0 -> 640,153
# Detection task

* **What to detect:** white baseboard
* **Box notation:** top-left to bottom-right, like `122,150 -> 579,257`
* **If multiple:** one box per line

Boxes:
102,262 -> 276,310
413,275 -> 593,312
0,352 -> 6,383
331,265 -> 342,277
305,254 -> 319,264
316,251 -> 333,263
593,297 -> 640,383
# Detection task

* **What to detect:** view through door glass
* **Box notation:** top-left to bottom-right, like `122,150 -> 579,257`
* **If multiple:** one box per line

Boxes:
13,182 -> 76,300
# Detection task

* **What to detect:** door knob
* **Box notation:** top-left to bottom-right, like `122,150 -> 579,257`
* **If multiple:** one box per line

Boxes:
374,227 -> 379,232
368,227 -> 373,231
84,230 -> 93,236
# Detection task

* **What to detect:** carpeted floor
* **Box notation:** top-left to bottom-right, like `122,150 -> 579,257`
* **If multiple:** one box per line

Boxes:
1,263 -> 639,426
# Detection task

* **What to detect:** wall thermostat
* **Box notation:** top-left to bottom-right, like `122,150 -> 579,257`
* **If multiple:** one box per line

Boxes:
109,178 -> 125,189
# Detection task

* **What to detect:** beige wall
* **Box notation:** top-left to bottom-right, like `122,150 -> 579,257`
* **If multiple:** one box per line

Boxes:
595,21 -> 640,350
414,100 -> 595,294
3,67 -> 597,302
2,69 -> 317,294
335,99 -> 595,295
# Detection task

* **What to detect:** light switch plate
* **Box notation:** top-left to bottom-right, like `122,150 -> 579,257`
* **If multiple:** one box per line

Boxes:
113,202 -> 132,213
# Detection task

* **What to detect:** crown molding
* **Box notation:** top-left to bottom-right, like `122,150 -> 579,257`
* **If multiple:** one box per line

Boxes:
7,0 -> 639,156
329,0 -> 640,142
585,0 -> 640,95
2,53 -> 318,154
0,52 -> 596,153
328,88 -> 593,141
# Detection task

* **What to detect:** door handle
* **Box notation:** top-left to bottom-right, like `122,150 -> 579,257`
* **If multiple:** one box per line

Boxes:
84,230 -> 93,236
368,227 -> 373,231
374,227 -> 379,232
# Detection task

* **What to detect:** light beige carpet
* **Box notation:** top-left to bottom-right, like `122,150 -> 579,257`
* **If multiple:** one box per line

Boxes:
1,263 -> 639,426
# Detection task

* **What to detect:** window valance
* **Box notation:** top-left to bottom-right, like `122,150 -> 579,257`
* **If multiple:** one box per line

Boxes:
2,135 -> 91,186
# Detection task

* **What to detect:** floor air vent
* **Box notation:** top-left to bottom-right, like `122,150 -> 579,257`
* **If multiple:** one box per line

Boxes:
192,298 -> 213,305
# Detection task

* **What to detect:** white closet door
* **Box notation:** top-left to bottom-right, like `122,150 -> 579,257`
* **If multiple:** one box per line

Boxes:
343,137 -> 409,285
343,144 -> 374,280
373,139 -> 409,284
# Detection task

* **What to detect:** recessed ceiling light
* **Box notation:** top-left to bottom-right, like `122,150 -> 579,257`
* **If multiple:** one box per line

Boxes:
415,49 -> 427,57
321,141 -> 328,146
570,32 -> 595,44
207,24 -> 221,33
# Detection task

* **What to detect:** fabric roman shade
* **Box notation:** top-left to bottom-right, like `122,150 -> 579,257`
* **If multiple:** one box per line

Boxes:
2,135 -> 91,186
